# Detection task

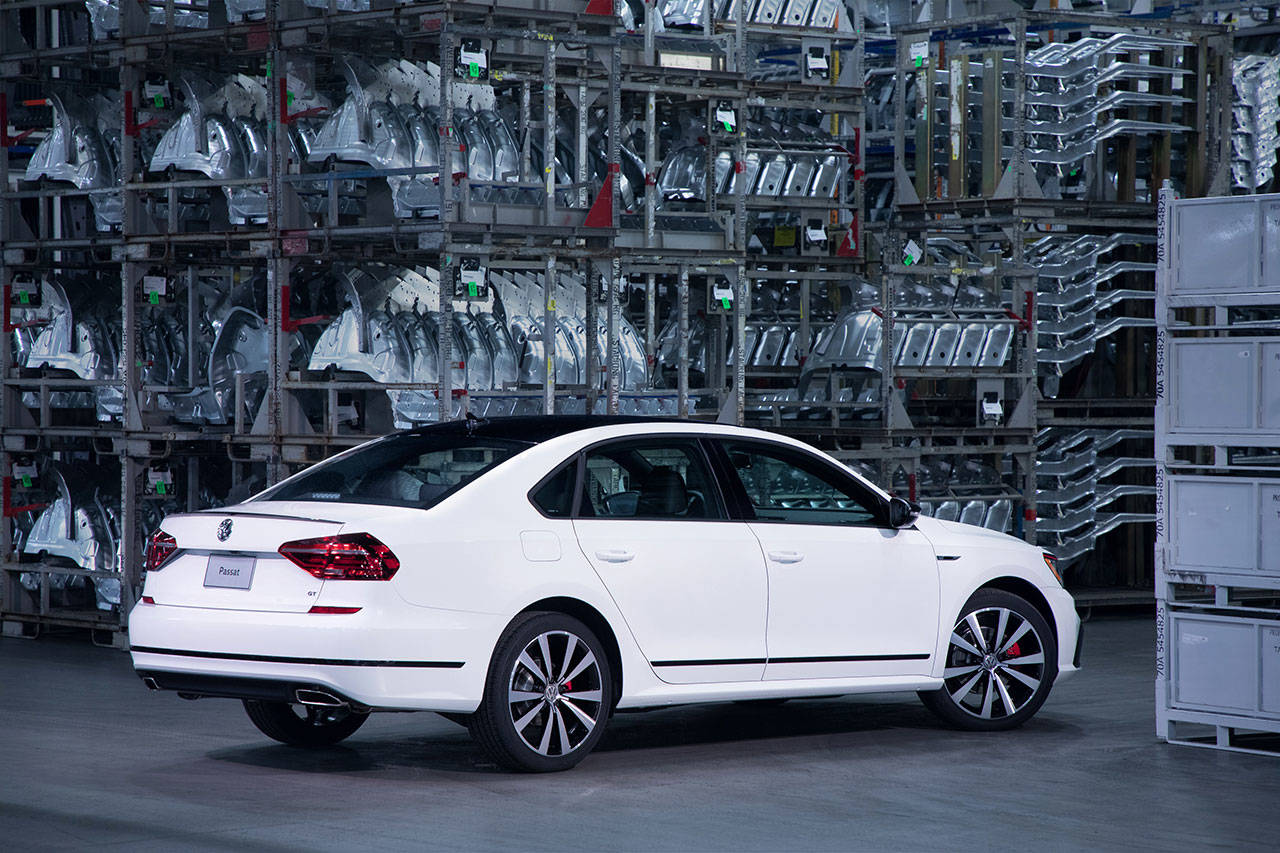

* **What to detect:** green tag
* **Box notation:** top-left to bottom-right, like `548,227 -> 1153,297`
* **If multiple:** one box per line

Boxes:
149,291 -> 159,305
1069,168 -> 1079,176
914,57 -> 923,68
157,481 -> 166,495
153,94 -> 163,108
21,475 -> 31,488
904,255 -> 913,266
722,121 -> 733,132
287,90 -> 294,106
468,281 -> 478,298
721,297 -> 731,310
265,59 -> 273,77
19,290 -> 29,304
469,62 -> 480,77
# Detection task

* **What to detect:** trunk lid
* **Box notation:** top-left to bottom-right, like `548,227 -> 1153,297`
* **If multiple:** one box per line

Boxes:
143,504 -> 349,613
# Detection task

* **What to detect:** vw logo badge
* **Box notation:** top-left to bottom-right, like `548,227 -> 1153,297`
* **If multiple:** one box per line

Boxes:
216,519 -> 233,542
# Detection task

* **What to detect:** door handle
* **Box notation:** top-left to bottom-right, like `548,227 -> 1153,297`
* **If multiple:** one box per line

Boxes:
767,550 -> 804,564
595,549 -> 635,563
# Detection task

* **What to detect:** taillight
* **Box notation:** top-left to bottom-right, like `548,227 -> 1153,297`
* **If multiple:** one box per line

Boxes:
145,530 -> 178,572
278,532 -> 400,581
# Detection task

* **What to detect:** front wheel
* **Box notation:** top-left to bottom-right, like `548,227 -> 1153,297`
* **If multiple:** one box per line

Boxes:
919,589 -> 1058,731
242,699 -> 369,747
469,612 -> 613,772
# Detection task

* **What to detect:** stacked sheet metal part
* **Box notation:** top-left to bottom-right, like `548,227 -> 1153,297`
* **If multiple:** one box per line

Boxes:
1231,55 -> 1280,191
904,458 -> 1015,534
24,93 -> 124,232
85,0 -> 208,40
1029,232 -> 1155,393
306,266 -> 651,427
1015,34 -> 1193,192
12,278 -> 122,422
19,463 -> 121,611
1035,428 -> 1153,568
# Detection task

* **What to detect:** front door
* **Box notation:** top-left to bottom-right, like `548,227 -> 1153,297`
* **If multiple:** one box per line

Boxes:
715,439 -> 940,681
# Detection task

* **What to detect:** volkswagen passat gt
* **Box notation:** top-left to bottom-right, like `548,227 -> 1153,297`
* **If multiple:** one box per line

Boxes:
131,416 -> 1080,771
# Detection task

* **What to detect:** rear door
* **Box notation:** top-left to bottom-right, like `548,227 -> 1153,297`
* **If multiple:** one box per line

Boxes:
143,506 -> 346,613
571,437 -> 769,684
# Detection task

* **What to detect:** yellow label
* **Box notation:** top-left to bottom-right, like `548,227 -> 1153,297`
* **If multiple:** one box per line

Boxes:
774,226 -> 796,247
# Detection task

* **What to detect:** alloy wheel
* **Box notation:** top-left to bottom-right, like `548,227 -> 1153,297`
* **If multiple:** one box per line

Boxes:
940,606 -> 1047,720
507,630 -> 604,757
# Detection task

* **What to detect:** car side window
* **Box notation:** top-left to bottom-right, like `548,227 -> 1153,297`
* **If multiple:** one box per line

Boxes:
722,441 -> 882,526
580,441 -> 723,520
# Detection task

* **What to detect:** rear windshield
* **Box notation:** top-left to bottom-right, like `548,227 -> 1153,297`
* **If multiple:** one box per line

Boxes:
255,433 -> 532,509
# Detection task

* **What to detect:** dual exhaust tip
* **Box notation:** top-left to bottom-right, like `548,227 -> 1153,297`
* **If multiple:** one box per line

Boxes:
138,675 -> 347,709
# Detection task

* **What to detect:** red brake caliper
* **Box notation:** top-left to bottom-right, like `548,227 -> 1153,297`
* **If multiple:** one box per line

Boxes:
1004,642 -> 1021,659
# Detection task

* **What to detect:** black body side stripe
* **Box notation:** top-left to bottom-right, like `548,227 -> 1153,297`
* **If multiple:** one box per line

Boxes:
651,653 -> 929,667
131,646 -> 464,669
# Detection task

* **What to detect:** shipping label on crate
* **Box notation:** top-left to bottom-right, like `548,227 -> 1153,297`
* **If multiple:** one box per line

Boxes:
146,468 -> 174,496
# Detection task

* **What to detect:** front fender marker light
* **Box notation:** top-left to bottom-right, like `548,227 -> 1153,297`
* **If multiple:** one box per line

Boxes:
1043,553 -> 1062,585
308,606 -> 363,614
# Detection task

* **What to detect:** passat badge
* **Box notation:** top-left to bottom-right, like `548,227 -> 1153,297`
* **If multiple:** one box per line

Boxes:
216,519 -> 233,542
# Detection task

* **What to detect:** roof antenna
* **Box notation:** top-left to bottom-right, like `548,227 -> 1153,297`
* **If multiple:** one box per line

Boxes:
464,411 -> 488,434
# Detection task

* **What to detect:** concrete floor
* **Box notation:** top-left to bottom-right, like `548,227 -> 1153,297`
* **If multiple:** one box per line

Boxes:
1,614 -> 1277,851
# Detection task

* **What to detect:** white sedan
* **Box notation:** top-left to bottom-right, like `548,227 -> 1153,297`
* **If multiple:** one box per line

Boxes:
130,416 -> 1080,772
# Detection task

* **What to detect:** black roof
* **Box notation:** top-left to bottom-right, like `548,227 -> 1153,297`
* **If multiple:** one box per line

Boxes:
404,415 -> 679,444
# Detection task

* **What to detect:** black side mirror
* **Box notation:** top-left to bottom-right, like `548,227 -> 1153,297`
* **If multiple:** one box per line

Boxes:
888,496 -> 919,529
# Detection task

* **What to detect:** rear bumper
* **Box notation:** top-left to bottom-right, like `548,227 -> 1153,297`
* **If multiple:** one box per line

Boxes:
128,601 -> 503,712
136,670 -> 366,708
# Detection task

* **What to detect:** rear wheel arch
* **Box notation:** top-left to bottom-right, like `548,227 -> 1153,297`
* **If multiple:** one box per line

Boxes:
517,597 -> 623,708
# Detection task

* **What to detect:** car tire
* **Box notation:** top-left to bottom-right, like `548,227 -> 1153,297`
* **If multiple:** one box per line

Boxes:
242,699 -> 370,747
469,611 -> 614,772
919,588 -> 1058,732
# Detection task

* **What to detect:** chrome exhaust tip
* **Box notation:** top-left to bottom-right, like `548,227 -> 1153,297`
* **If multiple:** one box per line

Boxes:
294,688 -> 346,708
142,676 -> 160,691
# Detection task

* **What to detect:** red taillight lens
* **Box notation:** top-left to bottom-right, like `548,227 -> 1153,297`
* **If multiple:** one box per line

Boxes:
278,532 -> 400,581
145,530 -> 178,572
308,606 -> 362,614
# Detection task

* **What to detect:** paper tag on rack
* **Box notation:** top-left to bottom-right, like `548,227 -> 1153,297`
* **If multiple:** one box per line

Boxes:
460,49 -> 487,75
146,468 -> 174,494
806,225 -> 827,243
143,81 -> 171,105
806,52 -> 829,73
909,41 -> 929,69
714,107 -> 736,133
712,282 -> 733,308
12,462 -> 36,484
142,276 -> 167,299
903,239 -> 923,266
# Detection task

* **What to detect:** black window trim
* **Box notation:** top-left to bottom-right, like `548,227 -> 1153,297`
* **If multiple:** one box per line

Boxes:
707,437 -> 894,529
526,433 -> 734,523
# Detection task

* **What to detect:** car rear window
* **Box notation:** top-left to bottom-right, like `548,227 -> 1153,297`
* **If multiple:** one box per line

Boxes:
255,433 -> 532,509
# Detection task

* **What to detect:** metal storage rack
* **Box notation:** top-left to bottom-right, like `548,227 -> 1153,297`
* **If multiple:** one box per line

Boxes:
1155,187 -> 1280,756
873,11 -> 1233,598
1,1 -> 865,641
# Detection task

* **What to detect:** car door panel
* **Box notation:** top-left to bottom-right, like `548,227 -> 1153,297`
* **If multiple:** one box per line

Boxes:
575,519 -> 767,683
713,438 -> 941,680
750,522 -> 940,680
571,438 -> 768,684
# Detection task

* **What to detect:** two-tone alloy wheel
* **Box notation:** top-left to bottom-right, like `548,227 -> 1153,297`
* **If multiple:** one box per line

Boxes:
470,612 -> 613,772
920,589 -> 1058,731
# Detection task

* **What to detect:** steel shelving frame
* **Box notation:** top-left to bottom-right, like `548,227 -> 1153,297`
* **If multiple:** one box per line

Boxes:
1,0 -> 865,640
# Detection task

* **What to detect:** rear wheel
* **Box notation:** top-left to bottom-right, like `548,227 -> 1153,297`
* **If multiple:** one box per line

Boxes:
242,699 -> 369,747
919,589 -> 1057,731
469,612 -> 613,772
